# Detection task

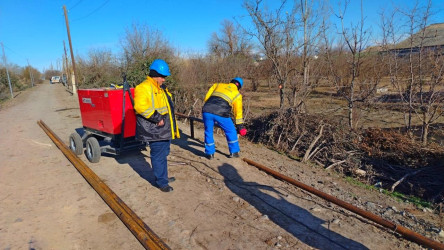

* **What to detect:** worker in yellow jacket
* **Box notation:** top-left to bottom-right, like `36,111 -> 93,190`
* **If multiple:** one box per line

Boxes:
202,77 -> 247,159
134,59 -> 180,192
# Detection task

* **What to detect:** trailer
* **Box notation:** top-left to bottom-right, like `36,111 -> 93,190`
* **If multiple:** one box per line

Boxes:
69,82 -> 145,163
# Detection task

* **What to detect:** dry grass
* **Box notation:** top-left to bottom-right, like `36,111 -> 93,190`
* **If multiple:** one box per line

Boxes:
175,79 -> 444,202
241,82 -> 444,203
243,80 -> 444,133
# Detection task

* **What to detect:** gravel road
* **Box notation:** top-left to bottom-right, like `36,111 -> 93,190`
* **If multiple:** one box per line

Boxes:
1,83 -> 442,249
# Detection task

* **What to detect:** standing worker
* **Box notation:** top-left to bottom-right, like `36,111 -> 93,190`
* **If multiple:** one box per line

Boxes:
202,77 -> 247,159
134,59 -> 180,192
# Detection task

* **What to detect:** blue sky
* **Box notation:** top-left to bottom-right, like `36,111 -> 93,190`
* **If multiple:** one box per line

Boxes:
0,0 -> 443,73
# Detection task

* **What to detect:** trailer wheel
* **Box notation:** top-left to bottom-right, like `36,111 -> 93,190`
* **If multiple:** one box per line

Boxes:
69,132 -> 83,155
86,137 -> 101,163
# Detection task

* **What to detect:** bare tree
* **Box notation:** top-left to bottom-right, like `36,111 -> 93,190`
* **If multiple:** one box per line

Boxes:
243,0 -> 298,109
243,0 -> 321,110
76,48 -> 121,88
324,0 -> 380,129
399,0 -> 443,145
119,23 -> 175,85
288,0 -> 323,110
382,0 -> 444,145
23,66 -> 41,86
420,48 -> 444,145
208,19 -> 253,58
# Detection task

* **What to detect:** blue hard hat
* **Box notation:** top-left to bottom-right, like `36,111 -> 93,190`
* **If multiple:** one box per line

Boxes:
232,77 -> 243,88
149,59 -> 171,77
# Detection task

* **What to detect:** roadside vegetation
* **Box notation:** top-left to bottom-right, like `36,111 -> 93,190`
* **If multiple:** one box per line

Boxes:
2,0 -> 443,209
0,65 -> 42,102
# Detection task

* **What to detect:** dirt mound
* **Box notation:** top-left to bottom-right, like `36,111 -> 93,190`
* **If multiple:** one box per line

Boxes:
360,128 -> 444,202
247,108 -> 359,170
247,109 -> 444,204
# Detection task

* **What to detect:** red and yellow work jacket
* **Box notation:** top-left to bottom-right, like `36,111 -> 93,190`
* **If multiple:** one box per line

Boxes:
202,83 -> 244,125
134,77 -> 180,141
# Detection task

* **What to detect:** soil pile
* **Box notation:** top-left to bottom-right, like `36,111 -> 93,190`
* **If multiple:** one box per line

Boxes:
246,109 -> 444,205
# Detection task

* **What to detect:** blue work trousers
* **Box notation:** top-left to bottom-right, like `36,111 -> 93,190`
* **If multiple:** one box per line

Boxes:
203,112 -> 239,155
148,140 -> 171,188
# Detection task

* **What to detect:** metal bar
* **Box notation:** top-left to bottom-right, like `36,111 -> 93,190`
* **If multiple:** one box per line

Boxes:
120,88 -> 127,153
37,120 -> 170,250
190,119 -> 194,139
176,112 -> 223,140
175,112 -> 188,119
242,158 -> 444,250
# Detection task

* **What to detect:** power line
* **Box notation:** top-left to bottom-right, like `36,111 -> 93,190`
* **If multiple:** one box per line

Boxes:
68,0 -> 83,10
71,0 -> 110,22
2,43 -> 27,61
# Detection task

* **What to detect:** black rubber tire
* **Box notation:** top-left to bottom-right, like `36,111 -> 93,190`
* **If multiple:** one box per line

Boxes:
69,132 -> 83,155
85,137 -> 101,163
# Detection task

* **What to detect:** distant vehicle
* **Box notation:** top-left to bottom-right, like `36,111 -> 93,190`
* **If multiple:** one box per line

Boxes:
50,76 -> 61,84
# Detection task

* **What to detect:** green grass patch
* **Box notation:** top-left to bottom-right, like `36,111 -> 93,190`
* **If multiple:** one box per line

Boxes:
344,176 -> 432,208
381,189 -> 432,208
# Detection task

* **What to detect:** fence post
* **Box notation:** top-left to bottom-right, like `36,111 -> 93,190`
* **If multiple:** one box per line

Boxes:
190,119 -> 195,139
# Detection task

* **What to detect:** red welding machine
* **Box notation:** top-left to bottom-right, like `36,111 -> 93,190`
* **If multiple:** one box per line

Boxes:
78,88 -> 136,139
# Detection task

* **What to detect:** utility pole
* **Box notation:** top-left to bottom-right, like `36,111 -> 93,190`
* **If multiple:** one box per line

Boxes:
1,42 -> 13,98
63,40 -> 70,87
63,5 -> 77,94
27,59 -> 34,87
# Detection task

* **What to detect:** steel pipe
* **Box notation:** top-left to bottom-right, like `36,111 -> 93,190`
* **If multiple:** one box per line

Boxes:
242,158 -> 444,250
37,120 -> 170,250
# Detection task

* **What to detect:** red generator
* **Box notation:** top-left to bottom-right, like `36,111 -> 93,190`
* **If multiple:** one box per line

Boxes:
69,85 -> 145,163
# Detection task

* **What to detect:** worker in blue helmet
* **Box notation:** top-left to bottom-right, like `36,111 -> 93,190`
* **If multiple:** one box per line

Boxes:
202,77 -> 247,159
134,59 -> 180,192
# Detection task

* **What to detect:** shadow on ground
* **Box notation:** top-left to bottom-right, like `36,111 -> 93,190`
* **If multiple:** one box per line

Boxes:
72,127 -> 157,186
172,129 -> 232,158
218,163 -> 369,249
115,149 -> 157,187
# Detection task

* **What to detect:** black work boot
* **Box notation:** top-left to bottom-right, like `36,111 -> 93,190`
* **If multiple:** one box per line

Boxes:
207,154 -> 215,160
229,152 -> 240,158
160,185 -> 174,192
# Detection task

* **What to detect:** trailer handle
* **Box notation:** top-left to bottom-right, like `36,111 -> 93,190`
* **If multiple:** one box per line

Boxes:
119,74 -> 135,152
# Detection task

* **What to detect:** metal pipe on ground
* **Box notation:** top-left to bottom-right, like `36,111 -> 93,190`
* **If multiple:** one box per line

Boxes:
37,120 -> 170,250
242,158 -> 444,250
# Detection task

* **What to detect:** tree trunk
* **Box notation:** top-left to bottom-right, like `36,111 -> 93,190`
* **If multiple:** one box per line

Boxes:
348,102 -> 353,129
252,78 -> 258,92
422,117 -> 429,146
279,87 -> 284,109
291,87 -> 297,107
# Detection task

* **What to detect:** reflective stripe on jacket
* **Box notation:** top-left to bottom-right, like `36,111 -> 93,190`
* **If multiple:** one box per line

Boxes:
202,83 -> 244,125
134,76 -> 180,141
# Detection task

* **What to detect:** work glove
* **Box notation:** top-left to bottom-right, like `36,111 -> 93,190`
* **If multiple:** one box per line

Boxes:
239,128 -> 247,136
236,124 -> 247,136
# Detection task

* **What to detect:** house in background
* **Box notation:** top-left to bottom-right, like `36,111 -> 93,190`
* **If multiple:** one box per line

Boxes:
389,22 -> 444,56
364,23 -> 444,56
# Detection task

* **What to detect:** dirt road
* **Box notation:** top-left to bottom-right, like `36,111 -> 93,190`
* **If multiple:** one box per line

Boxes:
1,83 -> 442,249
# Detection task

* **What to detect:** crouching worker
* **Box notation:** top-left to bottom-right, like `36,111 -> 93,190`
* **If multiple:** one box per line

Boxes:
202,77 -> 247,159
134,59 -> 180,192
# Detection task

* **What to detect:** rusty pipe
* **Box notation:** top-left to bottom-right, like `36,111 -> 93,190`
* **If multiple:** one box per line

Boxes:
242,158 -> 444,250
37,120 -> 170,250
37,120 -> 169,249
